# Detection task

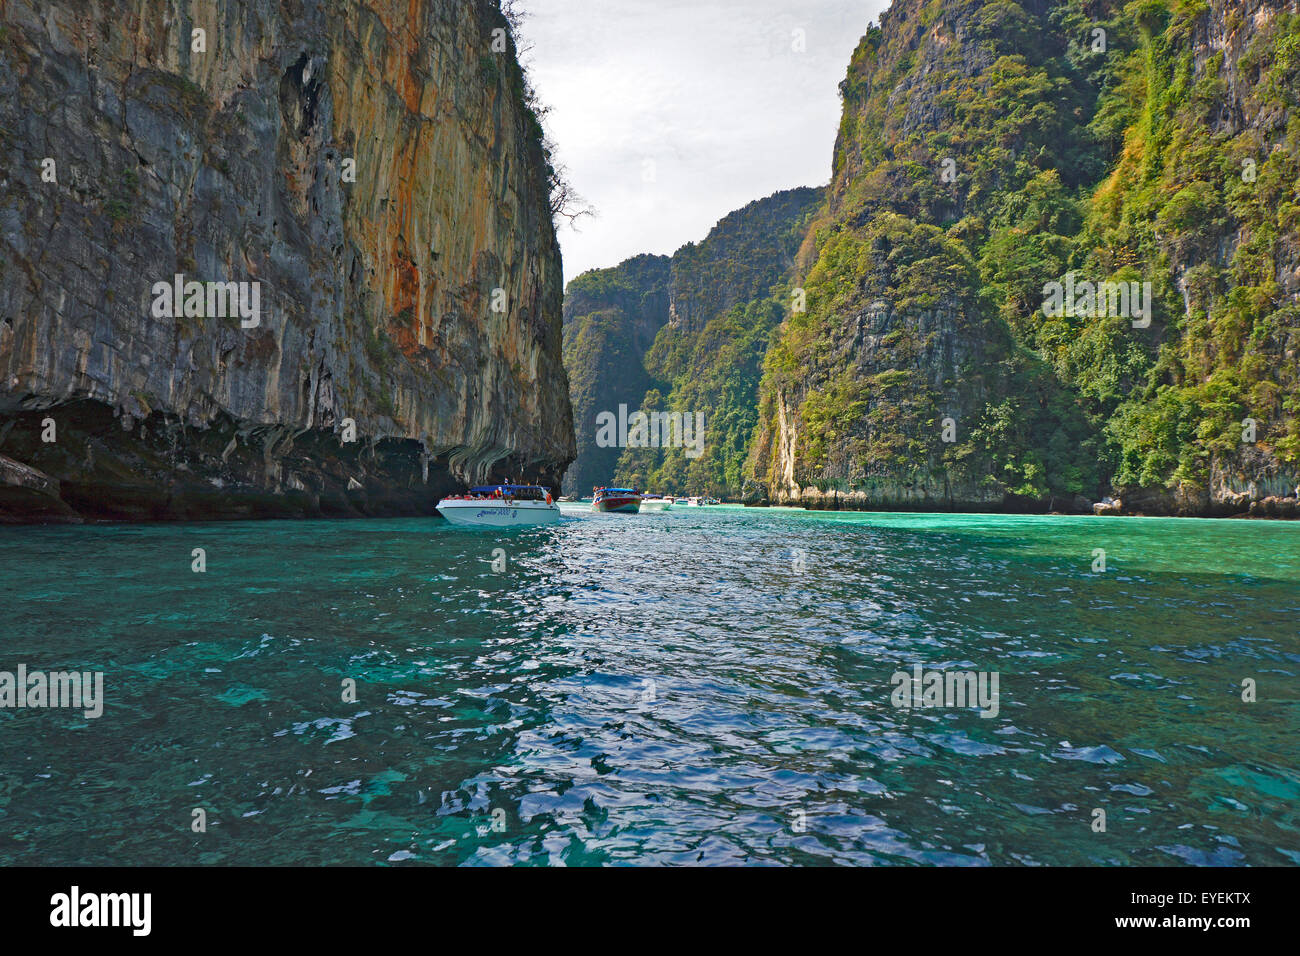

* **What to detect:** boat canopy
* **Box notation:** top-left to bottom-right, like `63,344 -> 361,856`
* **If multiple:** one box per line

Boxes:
469,485 -> 549,499
596,488 -> 639,495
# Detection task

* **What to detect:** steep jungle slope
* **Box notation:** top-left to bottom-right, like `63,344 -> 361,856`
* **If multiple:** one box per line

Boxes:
752,0 -> 1112,511
615,187 -> 822,497
0,0 -> 573,522
754,0 -> 1299,516
563,187 -> 821,497
1056,0 -> 1300,515
561,254 -> 671,496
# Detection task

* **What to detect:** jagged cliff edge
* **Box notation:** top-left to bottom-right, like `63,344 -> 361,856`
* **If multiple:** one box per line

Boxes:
0,0 -> 574,522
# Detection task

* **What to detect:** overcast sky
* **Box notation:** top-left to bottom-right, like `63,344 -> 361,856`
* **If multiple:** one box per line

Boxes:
514,0 -> 891,283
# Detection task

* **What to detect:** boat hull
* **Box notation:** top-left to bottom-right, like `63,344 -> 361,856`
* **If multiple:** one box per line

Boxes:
639,499 -> 672,511
436,501 -> 561,527
593,496 -> 641,513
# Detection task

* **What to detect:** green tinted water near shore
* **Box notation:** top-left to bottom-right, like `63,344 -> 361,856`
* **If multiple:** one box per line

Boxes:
0,507 -> 1296,865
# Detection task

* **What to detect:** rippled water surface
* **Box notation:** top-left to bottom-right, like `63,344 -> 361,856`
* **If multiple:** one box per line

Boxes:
1,506 -> 1297,865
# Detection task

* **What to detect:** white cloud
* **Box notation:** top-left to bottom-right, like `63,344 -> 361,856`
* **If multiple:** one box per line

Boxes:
514,0 -> 891,282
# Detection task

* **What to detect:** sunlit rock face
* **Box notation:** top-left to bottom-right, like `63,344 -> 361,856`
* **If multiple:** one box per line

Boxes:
750,0 -> 1095,515
0,0 -> 573,522
752,0 -> 1299,516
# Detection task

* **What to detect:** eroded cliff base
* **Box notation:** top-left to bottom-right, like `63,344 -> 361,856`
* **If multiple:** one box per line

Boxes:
0,0 -> 574,526
0,402 -> 562,524
770,485 -> 1300,519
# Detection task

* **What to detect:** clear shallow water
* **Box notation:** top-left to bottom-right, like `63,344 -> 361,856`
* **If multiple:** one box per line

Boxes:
0,505 -> 1297,866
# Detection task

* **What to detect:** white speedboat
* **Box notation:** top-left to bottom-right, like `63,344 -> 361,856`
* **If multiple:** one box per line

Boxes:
640,494 -> 672,511
681,496 -> 702,507
436,485 -> 561,527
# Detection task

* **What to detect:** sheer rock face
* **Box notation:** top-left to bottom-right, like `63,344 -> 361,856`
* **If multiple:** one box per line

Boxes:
753,0 -> 1071,514
1140,0 -> 1300,517
0,0 -> 573,522
757,295 -> 1014,512
755,0 -> 1298,516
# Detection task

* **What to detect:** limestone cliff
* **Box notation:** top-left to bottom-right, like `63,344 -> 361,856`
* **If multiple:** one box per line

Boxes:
753,0 -> 1299,516
0,0 -> 573,522
752,0 -> 1104,512
561,254 -> 671,496
1080,0 -> 1300,517
563,187 -> 822,497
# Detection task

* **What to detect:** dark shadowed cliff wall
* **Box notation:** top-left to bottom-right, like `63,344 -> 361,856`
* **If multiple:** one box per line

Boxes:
561,253 -> 671,497
0,0 -> 573,522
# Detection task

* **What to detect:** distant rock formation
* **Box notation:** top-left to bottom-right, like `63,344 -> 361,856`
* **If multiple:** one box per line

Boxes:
562,187 -> 822,497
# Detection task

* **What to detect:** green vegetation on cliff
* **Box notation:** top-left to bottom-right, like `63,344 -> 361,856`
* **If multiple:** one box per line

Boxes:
561,255 -> 670,495
751,0 -> 1299,512
753,0 -> 1111,505
616,295 -> 788,495
563,0 -> 1299,514
563,188 -> 821,497
1059,1 -> 1300,495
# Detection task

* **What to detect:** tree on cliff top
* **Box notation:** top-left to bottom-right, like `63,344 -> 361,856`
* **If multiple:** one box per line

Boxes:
498,0 -> 594,229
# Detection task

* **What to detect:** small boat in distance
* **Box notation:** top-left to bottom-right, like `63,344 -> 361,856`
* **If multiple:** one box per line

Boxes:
592,487 -> 643,513
640,494 -> 672,511
436,484 -> 561,527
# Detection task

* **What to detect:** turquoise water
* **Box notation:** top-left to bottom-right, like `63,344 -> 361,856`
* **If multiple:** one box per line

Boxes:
0,505 -> 1296,866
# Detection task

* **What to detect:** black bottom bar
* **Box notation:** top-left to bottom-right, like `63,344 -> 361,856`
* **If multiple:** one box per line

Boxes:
2,866 -> 1283,942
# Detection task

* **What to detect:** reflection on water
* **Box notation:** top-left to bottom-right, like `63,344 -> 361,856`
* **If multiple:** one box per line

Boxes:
0,506 -> 1296,865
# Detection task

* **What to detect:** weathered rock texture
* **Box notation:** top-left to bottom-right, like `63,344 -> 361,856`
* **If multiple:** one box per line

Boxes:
1101,0 -> 1300,516
0,0 -> 573,522
751,0 -> 1299,516
751,0 -> 1104,513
